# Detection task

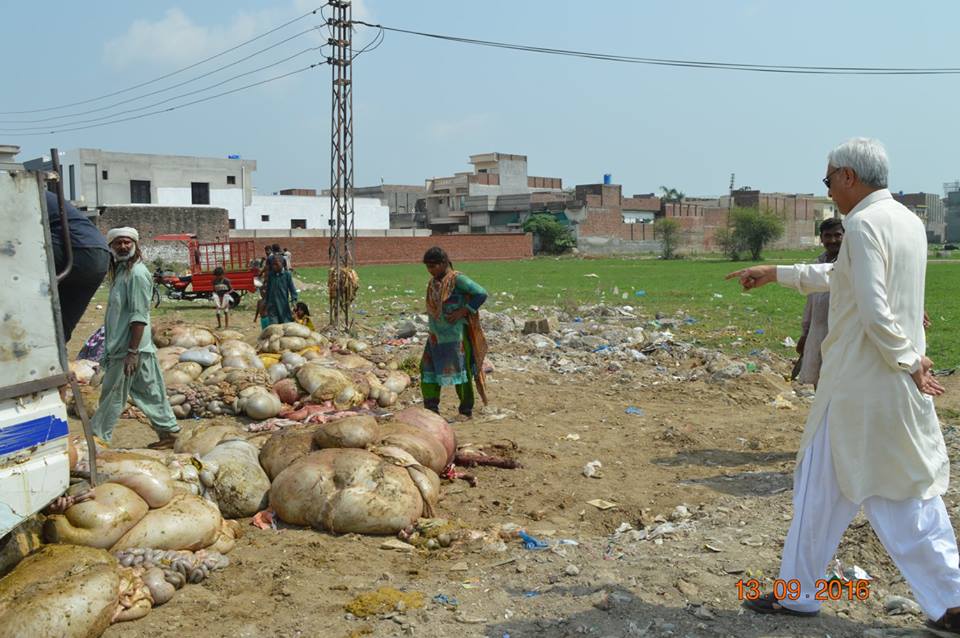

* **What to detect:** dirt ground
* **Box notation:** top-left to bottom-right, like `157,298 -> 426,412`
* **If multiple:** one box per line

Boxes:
60,301 -> 960,638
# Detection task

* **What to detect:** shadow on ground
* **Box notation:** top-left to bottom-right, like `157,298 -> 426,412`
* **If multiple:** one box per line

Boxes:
485,585 -> 917,638
651,448 -> 795,468
680,470 -> 793,497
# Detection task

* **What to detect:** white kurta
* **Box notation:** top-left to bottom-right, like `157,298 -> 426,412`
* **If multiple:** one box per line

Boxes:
776,189 -> 947,503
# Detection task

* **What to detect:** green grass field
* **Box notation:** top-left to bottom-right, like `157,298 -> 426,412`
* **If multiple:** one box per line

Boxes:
289,250 -> 960,369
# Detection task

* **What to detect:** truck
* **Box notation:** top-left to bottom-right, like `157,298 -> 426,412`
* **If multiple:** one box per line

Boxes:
0,145 -> 75,539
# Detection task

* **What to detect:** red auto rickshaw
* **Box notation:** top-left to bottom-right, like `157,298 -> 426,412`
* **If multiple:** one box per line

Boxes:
152,234 -> 260,307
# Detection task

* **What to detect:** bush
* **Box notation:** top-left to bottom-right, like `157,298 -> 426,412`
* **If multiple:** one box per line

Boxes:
713,227 -> 744,261
730,207 -> 784,261
522,213 -> 576,255
655,218 -> 682,260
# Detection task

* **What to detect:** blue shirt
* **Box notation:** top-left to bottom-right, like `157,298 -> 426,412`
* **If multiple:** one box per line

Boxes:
46,191 -> 108,250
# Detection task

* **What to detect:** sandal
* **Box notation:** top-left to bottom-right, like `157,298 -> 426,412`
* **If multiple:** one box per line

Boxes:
742,593 -> 819,617
147,433 -> 178,450
928,610 -> 960,635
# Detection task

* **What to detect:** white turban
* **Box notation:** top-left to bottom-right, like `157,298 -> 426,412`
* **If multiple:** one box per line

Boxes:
106,227 -> 139,245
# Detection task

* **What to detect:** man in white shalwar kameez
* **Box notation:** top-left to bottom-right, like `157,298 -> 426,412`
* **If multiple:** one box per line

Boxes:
728,138 -> 960,632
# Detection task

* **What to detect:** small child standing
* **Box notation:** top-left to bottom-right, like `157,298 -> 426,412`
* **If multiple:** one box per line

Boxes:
254,288 -> 270,330
294,301 -> 315,331
211,267 -> 233,329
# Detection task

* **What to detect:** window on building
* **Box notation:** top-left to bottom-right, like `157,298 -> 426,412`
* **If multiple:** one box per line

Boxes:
130,180 -> 151,204
290,219 -> 306,229
261,214 -> 270,222
68,165 -> 75,200
228,218 -> 236,229
101,170 -> 108,180
227,175 -> 236,185
191,182 -> 210,205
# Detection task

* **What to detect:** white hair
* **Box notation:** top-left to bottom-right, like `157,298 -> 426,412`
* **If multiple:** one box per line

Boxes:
827,138 -> 889,188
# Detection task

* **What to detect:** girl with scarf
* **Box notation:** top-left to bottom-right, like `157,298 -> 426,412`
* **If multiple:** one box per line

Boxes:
420,247 -> 489,420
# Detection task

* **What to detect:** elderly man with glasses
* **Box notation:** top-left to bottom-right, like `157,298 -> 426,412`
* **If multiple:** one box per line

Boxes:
727,138 -> 960,632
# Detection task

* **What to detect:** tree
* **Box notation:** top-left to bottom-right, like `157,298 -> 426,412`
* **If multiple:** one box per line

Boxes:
655,218 -> 681,260
522,213 -> 576,255
659,186 -> 685,213
730,207 -> 785,261
713,226 -> 744,261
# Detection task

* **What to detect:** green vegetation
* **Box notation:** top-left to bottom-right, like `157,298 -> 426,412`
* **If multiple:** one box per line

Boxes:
522,213 -> 575,254
729,207 -> 786,260
655,218 -> 681,260
287,252 -> 960,368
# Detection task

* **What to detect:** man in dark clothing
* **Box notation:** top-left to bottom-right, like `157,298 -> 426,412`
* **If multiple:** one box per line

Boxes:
47,191 -> 110,342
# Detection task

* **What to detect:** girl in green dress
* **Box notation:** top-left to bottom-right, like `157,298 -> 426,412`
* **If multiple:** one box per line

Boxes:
420,247 -> 489,419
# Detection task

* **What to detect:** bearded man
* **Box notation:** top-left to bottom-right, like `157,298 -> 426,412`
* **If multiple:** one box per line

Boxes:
89,227 -> 180,448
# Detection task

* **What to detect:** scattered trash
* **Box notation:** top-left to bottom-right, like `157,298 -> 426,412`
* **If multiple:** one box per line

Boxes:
522,591 -> 540,598
625,406 -> 645,416
769,394 -> 796,410
562,433 -> 581,441
843,564 -> 872,581
669,504 -> 691,521
754,328 -> 765,335
582,460 -> 603,478
449,562 -> 468,572
704,543 -> 723,553
884,595 -> 921,616
712,293 -> 723,299
454,613 -> 487,624
634,290 -> 646,297
563,564 -> 580,577
586,499 -> 619,511
782,336 -> 797,348
432,593 -> 459,608
584,273 -> 599,278
518,531 -> 549,550
380,539 -> 415,552
745,362 -> 758,373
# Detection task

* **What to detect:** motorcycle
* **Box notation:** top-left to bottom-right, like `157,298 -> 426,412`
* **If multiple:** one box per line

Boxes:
152,267 -> 240,308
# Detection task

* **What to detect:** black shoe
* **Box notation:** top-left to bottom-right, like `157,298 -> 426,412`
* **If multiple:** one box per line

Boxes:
742,593 -> 818,617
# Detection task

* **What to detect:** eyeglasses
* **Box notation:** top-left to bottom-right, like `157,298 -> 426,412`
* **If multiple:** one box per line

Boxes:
822,167 -> 842,188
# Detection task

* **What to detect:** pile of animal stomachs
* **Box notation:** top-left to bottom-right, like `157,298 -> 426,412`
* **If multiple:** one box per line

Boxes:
155,322 -> 412,421
0,443 -> 240,637
0,323 -> 466,637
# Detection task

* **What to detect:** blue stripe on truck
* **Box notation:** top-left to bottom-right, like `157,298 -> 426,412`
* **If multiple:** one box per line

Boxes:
0,414 -> 69,456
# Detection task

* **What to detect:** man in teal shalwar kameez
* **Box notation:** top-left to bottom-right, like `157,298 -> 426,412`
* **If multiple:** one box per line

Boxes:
89,227 -> 180,447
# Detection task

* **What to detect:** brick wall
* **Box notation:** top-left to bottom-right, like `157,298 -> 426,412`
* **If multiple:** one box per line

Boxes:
250,233 -> 533,267
96,205 -> 229,264
578,209 -> 656,242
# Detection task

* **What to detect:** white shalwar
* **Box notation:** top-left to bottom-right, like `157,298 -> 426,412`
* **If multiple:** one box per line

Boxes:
779,408 -> 960,618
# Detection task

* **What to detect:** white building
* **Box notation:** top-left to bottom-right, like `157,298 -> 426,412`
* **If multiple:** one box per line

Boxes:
244,193 -> 388,231
24,148 -> 389,231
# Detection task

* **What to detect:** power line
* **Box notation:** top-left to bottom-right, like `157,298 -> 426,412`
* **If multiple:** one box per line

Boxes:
0,27 -> 324,125
0,46 -> 327,132
353,20 -> 960,76
352,25 -> 384,60
1,6 -> 323,115
6,62 -> 326,136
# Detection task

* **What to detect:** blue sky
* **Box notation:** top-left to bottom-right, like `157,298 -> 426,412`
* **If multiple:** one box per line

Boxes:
4,1 -> 959,198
